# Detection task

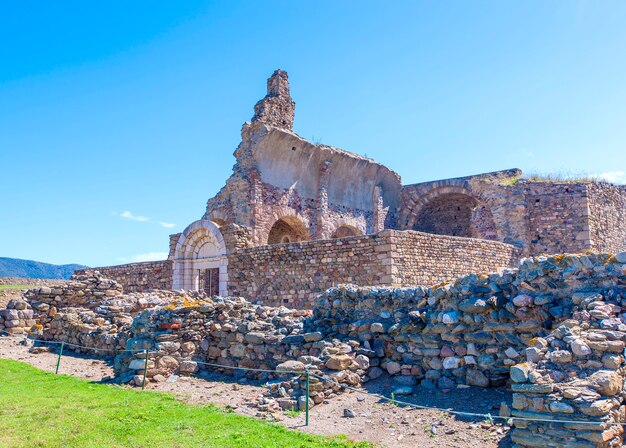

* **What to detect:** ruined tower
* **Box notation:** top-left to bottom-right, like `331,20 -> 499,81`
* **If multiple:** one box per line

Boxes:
251,69 -> 295,130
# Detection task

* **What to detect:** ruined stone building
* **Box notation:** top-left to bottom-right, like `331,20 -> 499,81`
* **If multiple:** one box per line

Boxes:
81,70 -> 626,307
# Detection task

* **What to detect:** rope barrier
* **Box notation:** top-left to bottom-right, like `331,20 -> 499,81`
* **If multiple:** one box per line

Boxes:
1,330 -> 624,428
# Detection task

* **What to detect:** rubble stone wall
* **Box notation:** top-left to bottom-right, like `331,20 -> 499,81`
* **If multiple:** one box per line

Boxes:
587,182 -> 626,255
23,273 -> 179,353
227,230 -> 519,308
525,182 -> 590,256
76,261 -> 173,292
313,252 -> 626,447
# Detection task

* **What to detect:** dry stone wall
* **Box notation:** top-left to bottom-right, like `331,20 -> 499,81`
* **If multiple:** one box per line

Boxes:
312,252 -> 626,447
23,273 -> 181,353
76,261 -> 173,293
4,252 -> 626,446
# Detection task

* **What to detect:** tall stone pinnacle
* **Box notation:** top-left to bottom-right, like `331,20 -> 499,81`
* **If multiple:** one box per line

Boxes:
251,69 -> 295,130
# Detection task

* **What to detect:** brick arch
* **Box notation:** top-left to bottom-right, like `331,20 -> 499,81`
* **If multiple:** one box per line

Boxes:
267,216 -> 311,245
257,206 -> 312,245
329,218 -> 365,239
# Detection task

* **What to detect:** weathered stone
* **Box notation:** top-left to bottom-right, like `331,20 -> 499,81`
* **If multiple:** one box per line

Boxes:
386,361 -> 402,375
548,401 -> 574,414
589,370 -> 621,396
325,354 -> 355,371
466,370 -> 489,387
570,339 -> 592,357
510,363 -> 530,383
276,361 -> 306,373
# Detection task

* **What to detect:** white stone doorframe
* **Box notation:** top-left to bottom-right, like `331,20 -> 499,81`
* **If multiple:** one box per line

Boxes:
172,219 -> 228,296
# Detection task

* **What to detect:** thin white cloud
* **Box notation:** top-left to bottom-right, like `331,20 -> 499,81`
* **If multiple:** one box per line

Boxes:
520,149 -> 534,157
594,171 -> 626,184
115,210 -> 177,230
118,252 -> 168,263
119,211 -> 149,222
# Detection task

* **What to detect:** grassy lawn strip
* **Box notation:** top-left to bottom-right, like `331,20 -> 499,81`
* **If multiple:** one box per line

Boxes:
0,359 -> 370,448
0,284 -> 34,291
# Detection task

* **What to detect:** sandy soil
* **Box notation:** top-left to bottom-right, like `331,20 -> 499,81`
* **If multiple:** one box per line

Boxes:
0,337 -> 512,447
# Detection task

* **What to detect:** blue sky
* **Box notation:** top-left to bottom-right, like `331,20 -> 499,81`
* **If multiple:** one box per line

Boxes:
1,1 -> 625,267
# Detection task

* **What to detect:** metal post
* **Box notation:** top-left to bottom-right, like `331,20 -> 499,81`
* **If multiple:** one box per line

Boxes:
141,350 -> 149,390
55,342 -> 64,374
305,370 -> 310,426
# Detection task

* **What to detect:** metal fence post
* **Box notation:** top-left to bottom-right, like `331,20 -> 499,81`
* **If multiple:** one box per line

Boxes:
55,342 -> 64,374
141,350 -> 149,390
305,369 -> 310,426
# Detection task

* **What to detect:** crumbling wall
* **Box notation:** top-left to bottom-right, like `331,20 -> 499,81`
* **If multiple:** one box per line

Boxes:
204,70 -> 401,245
312,252 -> 626,447
23,273 -> 178,352
76,261 -> 173,292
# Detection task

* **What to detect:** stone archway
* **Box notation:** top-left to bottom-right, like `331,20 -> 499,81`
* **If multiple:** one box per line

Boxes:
267,216 -> 311,245
330,225 -> 362,239
411,188 -> 497,240
172,219 -> 228,295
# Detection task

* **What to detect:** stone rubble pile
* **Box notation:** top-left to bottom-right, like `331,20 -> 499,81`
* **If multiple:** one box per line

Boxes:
3,254 -> 626,447
113,295 -> 367,418
23,272 -> 193,353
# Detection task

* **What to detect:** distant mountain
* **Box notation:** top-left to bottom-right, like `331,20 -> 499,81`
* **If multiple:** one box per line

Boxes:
0,257 -> 88,280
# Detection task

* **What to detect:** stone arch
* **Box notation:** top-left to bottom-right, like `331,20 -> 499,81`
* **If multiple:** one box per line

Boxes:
267,216 -> 311,245
172,219 -> 228,294
409,186 -> 497,240
330,224 -> 363,239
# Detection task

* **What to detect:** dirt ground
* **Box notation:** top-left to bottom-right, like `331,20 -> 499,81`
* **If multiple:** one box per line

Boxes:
0,336 -> 512,448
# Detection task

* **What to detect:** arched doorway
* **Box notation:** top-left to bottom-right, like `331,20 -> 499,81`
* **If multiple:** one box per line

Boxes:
172,219 -> 228,295
413,193 -> 496,239
330,225 -> 362,239
267,216 -> 310,245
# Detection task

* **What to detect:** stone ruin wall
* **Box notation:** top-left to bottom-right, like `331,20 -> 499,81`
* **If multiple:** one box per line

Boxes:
7,252 -> 626,447
587,182 -> 626,254
227,232 -> 392,309
204,123 -> 401,246
76,260 -> 173,293
313,252 -> 626,447
398,171 -> 626,258
388,229 -> 520,287
227,229 -> 519,308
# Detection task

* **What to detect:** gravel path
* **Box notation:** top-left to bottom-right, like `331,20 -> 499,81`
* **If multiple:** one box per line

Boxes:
0,336 -> 512,447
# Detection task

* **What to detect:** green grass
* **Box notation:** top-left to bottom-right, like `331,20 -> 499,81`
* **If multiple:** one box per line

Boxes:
0,359 -> 370,448
0,284 -> 34,291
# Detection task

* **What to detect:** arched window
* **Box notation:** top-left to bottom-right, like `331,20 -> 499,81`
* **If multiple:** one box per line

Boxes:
267,217 -> 310,245
330,225 -> 362,239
